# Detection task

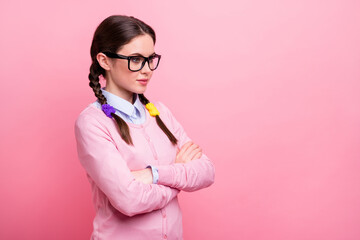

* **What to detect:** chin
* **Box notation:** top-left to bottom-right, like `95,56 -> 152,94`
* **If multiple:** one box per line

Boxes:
134,87 -> 147,95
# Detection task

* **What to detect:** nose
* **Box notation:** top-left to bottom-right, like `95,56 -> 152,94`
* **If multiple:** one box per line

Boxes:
140,60 -> 152,74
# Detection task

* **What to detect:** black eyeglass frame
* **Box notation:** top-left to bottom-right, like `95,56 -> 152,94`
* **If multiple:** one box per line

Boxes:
102,52 -> 161,72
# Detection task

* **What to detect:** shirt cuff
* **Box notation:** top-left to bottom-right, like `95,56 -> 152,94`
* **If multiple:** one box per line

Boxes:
146,165 -> 159,184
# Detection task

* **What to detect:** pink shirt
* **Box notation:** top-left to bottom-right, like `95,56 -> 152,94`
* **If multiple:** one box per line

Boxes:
75,101 -> 215,240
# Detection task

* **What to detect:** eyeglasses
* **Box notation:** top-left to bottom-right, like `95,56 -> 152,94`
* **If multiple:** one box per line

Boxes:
102,52 -> 161,72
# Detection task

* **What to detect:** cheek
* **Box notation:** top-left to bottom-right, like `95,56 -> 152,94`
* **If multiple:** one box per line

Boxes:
115,62 -> 135,79
118,61 -> 130,72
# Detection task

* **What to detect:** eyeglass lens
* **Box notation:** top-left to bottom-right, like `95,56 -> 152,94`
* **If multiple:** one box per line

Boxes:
129,55 -> 160,71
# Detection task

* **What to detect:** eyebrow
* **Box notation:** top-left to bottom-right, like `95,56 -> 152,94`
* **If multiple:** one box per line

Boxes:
128,52 -> 156,57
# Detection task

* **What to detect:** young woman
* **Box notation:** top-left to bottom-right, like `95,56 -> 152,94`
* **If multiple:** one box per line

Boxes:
75,15 -> 215,240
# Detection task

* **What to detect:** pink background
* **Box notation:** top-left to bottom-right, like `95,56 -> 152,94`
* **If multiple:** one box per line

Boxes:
1,1 -> 360,239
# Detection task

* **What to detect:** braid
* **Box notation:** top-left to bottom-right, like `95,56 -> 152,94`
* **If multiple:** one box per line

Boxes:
111,114 -> 133,145
139,94 -> 178,145
89,62 -> 107,104
138,93 -> 150,105
88,62 -> 133,145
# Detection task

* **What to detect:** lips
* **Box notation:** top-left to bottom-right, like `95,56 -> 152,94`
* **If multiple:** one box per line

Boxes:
137,79 -> 148,85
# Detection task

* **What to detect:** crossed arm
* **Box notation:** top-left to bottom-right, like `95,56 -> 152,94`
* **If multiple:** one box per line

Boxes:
75,103 -> 214,216
132,102 -> 215,192
131,141 -> 203,184
75,114 -> 180,217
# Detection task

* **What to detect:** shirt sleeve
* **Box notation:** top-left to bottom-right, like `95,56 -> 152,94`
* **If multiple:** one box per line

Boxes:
74,113 -> 179,217
155,102 -> 215,192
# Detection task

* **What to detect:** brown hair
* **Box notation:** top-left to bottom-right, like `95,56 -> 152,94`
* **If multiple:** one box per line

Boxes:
88,15 -> 177,145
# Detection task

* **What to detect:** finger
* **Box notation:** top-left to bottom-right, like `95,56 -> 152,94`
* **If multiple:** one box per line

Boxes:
182,144 -> 200,160
175,144 -> 189,163
193,151 -> 202,160
177,142 -> 193,159
188,147 -> 202,160
179,142 -> 193,153
175,153 -> 183,163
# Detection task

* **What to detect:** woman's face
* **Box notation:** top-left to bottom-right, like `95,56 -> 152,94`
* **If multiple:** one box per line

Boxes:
100,34 -> 155,103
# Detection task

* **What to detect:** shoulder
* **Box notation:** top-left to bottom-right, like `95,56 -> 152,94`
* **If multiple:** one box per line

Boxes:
75,103 -> 110,132
151,101 -> 177,121
152,101 -> 172,116
151,101 -> 181,127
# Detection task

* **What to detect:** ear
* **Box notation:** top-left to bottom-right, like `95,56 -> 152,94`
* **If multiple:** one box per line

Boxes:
96,53 -> 111,71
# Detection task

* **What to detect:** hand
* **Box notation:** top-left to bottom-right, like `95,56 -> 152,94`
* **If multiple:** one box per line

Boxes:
175,141 -> 202,164
131,168 -> 153,184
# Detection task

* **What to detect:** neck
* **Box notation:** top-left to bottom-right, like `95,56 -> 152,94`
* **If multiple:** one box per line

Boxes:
104,86 -> 134,104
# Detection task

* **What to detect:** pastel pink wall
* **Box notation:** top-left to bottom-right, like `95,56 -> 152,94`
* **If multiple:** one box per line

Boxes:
1,1 -> 359,239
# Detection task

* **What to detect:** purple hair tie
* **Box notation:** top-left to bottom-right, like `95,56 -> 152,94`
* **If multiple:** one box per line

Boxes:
101,104 -> 116,118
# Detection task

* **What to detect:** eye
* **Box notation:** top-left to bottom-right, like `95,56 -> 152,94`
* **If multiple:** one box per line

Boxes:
148,55 -> 157,63
130,57 -> 143,64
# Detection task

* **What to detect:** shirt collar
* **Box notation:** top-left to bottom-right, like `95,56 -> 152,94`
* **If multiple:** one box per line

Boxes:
101,89 -> 145,118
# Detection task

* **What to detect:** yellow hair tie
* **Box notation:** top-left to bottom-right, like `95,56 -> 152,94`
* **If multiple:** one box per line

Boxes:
146,103 -> 160,117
